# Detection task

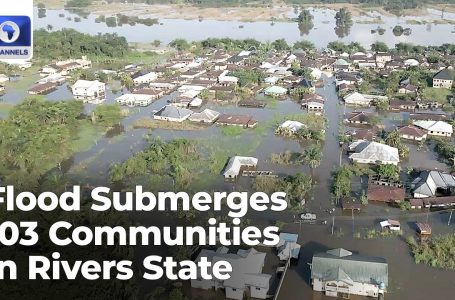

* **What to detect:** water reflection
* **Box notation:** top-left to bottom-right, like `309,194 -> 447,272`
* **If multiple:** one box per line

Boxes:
298,22 -> 313,36
33,8 -> 455,47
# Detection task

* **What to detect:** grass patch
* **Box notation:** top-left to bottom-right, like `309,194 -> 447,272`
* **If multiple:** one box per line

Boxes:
132,118 -> 206,131
0,102 -> 14,115
421,87 -> 452,104
281,113 -> 326,128
219,125 -> 247,136
356,228 -> 402,239
7,66 -> 41,91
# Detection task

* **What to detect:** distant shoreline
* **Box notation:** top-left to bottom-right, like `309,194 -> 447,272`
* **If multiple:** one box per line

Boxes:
37,1 -> 455,22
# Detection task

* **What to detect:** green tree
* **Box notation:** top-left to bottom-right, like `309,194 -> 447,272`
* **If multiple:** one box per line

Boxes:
169,39 -> 191,51
303,144 -> 323,169
271,39 -> 290,51
371,41 -> 389,52
377,164 -> 400,180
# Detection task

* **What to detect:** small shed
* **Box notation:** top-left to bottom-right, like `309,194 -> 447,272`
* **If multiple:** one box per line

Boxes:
380,219 -> 401,231
416,222 -> 432,235
341,198 -> 362,212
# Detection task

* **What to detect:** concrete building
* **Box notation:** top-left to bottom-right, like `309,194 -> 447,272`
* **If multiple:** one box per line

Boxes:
398,125 -> 427,141
188,108 -> 220,123
263,85 -> 287,97
411,170 -> 455,198
191,247 -> 271,300
153,105 -> 193,122
278,120 -> 305,134
71,80 -> 105,102
413,120 -> 453,137
432,68 -> 453,89
133,72 -> 158,85
116,93 -> 154,107
348,141 -> 399,165
276,233 -> 300,261
222,156 -> 258,179
311,248 -> 388,298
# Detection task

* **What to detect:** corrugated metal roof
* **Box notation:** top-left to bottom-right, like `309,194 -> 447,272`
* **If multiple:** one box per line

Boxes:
311,248 -> 388,286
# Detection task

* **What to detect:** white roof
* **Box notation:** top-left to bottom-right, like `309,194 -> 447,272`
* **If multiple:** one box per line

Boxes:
238,50 -> 252,57
413,120 -> 453,134
178,85 -> 206,92
116,93 -> 153,102
195,247 -> 269,290
73,79 -> 103,89
349,141 -> 400,163
189,97 -> 203,107
223,156 -> 258,177
344,92 -> 367,103
404,58 -> 419,66
188,108 -> 220,122
279,120 -> 305,133
413,171 -> 455,197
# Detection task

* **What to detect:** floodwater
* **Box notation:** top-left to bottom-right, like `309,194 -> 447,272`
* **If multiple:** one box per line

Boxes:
34,7 -> 455,47
278,209 -> 455,300
4,70 -> 455,298
3,8 -> 454,298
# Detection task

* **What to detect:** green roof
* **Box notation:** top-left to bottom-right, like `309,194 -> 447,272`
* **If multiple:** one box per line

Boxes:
311,248 -> 388,287
264,85 -> 287,94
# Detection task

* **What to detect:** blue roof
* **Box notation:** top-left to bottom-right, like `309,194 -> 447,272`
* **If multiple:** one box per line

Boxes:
279,233 -> 298,243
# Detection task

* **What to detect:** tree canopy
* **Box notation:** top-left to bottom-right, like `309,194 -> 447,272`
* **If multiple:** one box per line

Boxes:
34,29 -> 129,59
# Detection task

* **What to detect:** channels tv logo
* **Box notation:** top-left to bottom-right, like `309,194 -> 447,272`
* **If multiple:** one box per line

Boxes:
0,16 -> 32,60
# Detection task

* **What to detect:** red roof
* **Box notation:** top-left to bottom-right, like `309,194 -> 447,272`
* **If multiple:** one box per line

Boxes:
216,114 -> 257,126
416,222 -> 432,234
367,184 -> 405,202
346,111 -> 373,123
398,125 -> 427,138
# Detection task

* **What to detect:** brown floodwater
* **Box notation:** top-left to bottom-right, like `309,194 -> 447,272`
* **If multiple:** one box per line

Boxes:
3,70 -> 455,299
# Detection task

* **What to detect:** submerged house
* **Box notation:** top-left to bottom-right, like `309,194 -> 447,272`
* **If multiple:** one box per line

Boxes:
411,170 -> 455,198
343,92 -> 371,106
222,156 -> 258,179
278,120 -> 305,134
367,184 -> 405,203
71,80 -> 105,102
345,111 -> 374,125
27,82 -> 57,95
116,93 -> 155,107
301,94 -> 325,111
348,141 -> 399,165
311,248 -> 388,298
216,114 -> 258,128
153,105 -> 193,122
263,85 -> 287,97
188,108 -> 220,123
276,233 -> 300,261
191,247 -> 270,300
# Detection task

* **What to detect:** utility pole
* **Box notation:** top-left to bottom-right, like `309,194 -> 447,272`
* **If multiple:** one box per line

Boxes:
331,215 -> 335,235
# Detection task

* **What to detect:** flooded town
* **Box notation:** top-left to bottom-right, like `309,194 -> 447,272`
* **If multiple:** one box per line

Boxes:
1,0 -> 455,299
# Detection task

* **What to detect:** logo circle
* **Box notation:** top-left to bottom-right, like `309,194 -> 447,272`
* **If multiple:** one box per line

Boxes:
0,21 -> 20,44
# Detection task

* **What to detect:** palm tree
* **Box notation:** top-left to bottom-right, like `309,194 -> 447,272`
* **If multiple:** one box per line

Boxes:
297,9 -> 313,24
335,8 -> 352,26
334,8 -> 353,38
120,73 -> 133,90
303,144 -> 323,169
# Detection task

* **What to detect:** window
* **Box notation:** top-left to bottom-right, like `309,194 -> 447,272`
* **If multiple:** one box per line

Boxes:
256,288 -> 261,291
